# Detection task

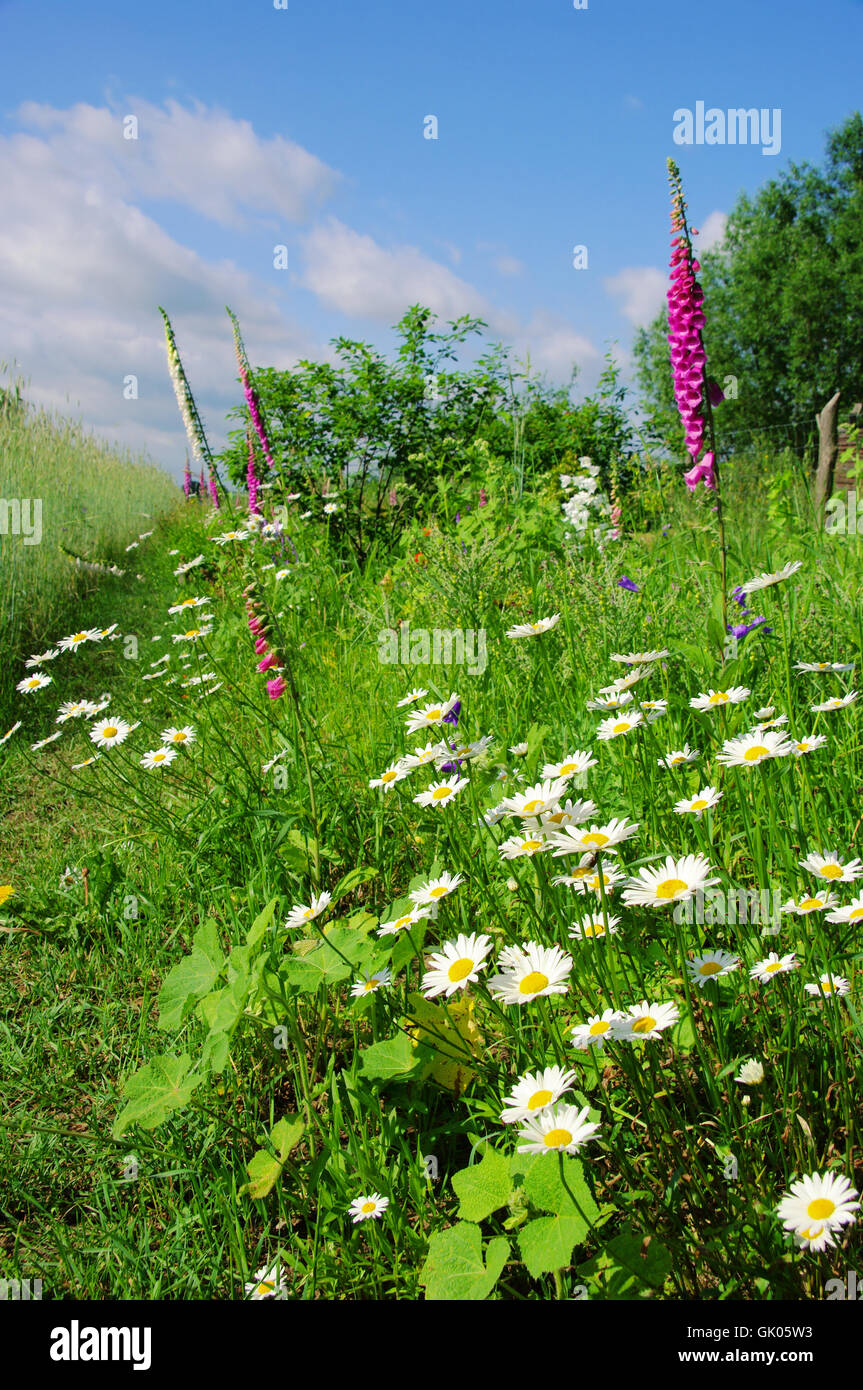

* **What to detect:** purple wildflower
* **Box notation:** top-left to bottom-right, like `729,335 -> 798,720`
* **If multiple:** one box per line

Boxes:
618,576 -> 640,593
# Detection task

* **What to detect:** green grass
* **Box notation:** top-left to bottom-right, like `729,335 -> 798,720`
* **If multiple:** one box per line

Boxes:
1,457 -> 862,1301
0,389 -> 181,727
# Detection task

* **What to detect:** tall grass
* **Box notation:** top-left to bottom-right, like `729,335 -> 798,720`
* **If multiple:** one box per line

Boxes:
0,388 -> 181,725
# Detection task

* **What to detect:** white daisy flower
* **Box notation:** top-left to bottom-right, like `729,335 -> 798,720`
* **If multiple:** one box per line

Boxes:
536,799 -> 599,831
799,852 -> 863,883
750,951 -> 799,984
803,973 -> 851,1000
172,626 -> 213,643
596,711 -> 644,740
795,661 -> 854,673
400,741 -> 447,771
161,726 -> 196,747
549,817 -> 639,857
498,778 -> 569,819
622,853 -> 718,907
213,531 -> 250,545
413,776 -> 467,809
168,596 -> 211,614
776,1171 -> 859,1243
617,999 -> 680,1041
570,1009 -> 626,1050
499,1066 -> 578,1124
409,872 -> 464,906
25,649 -> 60,667
404,694 -> 460,734
498,833 -> 549,859
376,906 -> 433,937
421,933 -> 493,998
810,692 -> 858,713
90,718 -> 133,748
609,649 -> 669,665
541,750 -> 597,781
31,731 -> 63,750
690,686 -> 751,712
283,891 -> 332,931
174,555 -> 205,575
516,1102 -> 600,1155
55,700 -> 92,723
734,1059 -> 764,1085
58,866 -> 83,891
17,673 -> 52,694
825,894 -> 863,925
140,747 -> 178,771
658,745 -> 699,768
686,950 -> 740,987
673,786 -> 722,816
0,721 -> 22,745
348,1193 -> 389,1223
586,690 -> 634,712
509,742 -> 529,757
274,568 -> 290,581
569,912 -> 621,941
781,891 -> 838,916
715,730 -> 795,766
738,560 -> 803,595
553,863 -> 625,895
505,614 -> 561,639
368,762 -> 410,791
487,941 -> 572,1004
396,688 -> 428,707
350,967 -> 393,998
71,755 -> 100,770
791,734 -> 828,757
244,1261 -> 287,1300
57,628 -> 102,653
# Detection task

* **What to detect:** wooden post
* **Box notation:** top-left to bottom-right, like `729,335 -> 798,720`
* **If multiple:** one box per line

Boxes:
814,390 -> 841,523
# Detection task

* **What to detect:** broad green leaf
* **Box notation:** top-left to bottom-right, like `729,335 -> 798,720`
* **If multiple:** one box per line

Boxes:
330,866 -> 378,904
452,1144 -> 511,1223
281,924 -> 377,994
240,1114 -> 305,1200
157,919 -> 225,1030
359,1031 -> 428,1082
419,1223 -> 508,1300
517,1155 -> 600,1279
578,1226 -> 671,1298
112,1053 -> 206,1137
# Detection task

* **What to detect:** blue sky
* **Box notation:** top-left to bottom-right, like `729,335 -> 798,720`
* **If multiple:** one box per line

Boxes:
1,0 -> 861,478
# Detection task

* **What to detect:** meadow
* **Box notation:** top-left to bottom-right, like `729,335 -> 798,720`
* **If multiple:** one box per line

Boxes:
1,427 -> 861,1301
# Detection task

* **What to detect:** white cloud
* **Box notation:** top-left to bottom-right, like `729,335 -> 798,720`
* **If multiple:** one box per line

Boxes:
603,266 -> 667,326
509,312 -> 602,382
300,217 -> 496,323
15,97 -> 340,228
694,210 -> 728,252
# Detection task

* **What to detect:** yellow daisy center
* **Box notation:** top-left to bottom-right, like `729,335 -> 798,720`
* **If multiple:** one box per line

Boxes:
796,743 -> 809,752
820,980 -> 835,993
582,832 -> 609,847
72,632 -> 88,643
571,867 -> 590,879
381,770 -> 397,782
152,753 -> 166,762
543,1128 -> 572,1148
528,1089 -> 553,1110
849,906 -> 863,920
428,886 -> 448,898
559,763 -> 577,775
691,799 -> 709,811
670,755 -> 685,764
522,840 -> 543,852
102,727 -> 118,739
393,916 -> 412,929
256,1281 -> 275,1296
530,623 -> 544,631
819,865 -> 843,879
361,1201 -> 376,1214
698,961 -> 722,976
655,877 -> 687,900
799,897 -> 821,911
743,745 -> 769,761
631,1015 -> 657,1034
708,691 -> 728,704
589,1019 -> 610,1035
519,971 -> 549,995
584,922 -> 604,937
174,732 -> 188,742
432,785 -> 454,800
363,978 -> 380,992
521,799 -> 542,814
426,709 -> 442,720
612,722 -> 630,734
764,961 -> 783,973
447,957 -> 475,983
807,1197 -> 835,1220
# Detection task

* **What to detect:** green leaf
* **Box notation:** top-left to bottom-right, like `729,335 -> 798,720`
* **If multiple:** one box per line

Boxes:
240,1114 -> 305,1200
112,1053 -> 206,1137
578,1225 -> 671,1298
452,1144 -> 511,1223
157,919 -> 226,1030
246,897 -> 278,949
358,1031 -> 428,1082
281,923 -> 376,994
517,1155 -> 600,1279
330,866 -> 378,904
419,1223 -> 508,1300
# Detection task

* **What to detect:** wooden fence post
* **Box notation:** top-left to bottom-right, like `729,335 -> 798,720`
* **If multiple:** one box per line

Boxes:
814,390 -> 841,523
